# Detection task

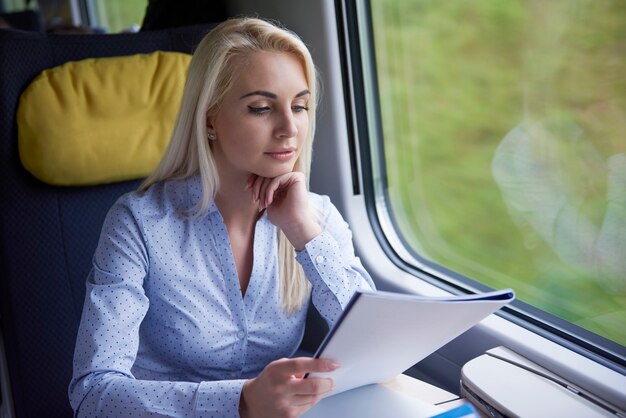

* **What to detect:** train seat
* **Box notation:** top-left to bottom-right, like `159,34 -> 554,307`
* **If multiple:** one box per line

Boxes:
0,24 -> 215,418
0,10 -> 42,32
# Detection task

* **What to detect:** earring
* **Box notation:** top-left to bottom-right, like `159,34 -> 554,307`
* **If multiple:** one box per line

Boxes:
208,132 -> 216,141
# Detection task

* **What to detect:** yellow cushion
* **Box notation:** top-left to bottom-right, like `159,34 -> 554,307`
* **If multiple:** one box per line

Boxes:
17,51 -> 191,186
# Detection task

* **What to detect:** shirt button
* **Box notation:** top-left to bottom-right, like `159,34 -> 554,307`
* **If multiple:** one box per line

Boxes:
315,255 -> 325,264
237,330 -> 246,339
229,372 -> 237,379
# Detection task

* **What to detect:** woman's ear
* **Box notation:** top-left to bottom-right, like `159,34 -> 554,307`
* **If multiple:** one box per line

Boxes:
205,112 -> 214,132
206,113 -> 217,140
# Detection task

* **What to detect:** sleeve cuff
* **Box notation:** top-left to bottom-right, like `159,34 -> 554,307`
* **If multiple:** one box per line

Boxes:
296,231 -> 346,282
295,230 -> 356,305
195,379 -> 246,418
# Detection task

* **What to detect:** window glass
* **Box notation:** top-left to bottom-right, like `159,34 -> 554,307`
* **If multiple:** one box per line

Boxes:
2,0 -> 28,12
90,0 -> 146,33
368,0 -> 626,347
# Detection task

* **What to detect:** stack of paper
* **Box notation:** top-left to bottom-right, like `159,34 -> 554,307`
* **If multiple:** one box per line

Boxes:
308,289 -> 515,395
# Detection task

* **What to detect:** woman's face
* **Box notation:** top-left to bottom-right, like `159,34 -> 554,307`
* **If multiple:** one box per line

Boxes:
208,51 -> 310,182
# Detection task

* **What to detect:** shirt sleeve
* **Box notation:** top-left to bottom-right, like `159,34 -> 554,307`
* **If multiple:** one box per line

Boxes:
295,195 -> 375,326
68,196 -> 244,418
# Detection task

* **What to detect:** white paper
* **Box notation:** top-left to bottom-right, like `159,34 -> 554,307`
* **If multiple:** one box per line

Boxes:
302,383 -> 444,418
308,289 -> 515,396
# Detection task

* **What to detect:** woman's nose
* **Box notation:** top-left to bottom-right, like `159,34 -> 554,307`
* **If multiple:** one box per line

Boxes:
274,109 -> 298,139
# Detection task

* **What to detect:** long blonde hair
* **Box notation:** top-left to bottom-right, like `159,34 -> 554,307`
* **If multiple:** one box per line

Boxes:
140,17 -> 318,313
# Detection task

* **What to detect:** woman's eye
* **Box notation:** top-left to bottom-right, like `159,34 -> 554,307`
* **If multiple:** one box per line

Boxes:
292,105 -> 309,113
248,106 -> 270,115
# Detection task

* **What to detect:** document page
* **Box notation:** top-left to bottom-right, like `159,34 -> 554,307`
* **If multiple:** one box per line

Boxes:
308,289 -> 515,396
302,383 -> 444,418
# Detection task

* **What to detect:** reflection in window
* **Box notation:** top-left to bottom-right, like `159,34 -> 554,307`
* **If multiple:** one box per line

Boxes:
369,0 -> 626,346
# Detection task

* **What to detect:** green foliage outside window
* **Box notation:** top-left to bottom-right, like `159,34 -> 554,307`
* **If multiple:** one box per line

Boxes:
371,0 -> 626,346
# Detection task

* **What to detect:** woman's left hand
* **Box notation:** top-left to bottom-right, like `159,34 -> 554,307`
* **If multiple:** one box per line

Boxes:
247,172 -> 321,250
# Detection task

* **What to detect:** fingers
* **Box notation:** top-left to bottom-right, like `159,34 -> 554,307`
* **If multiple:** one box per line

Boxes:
291,392 -> 327,408
277,359 -> 337,402
248,175 -> 274,210
263,178 -> 282,208
288,376 -> 335,397
246,174 -> 265,210
241,358 -> 339,418
259,177 -> 273,207
270,357 -> 340,377
245,174 -> 257,191
247,172 -> 304,210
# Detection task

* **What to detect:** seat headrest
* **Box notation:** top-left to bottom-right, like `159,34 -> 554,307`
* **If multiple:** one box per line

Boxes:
17,51 -> 191,186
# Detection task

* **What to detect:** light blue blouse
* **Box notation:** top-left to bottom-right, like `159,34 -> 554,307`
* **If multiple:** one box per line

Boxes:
69,174 -> 374,417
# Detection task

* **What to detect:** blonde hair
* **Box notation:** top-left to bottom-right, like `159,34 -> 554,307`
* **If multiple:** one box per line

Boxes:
140,17 -> 318,313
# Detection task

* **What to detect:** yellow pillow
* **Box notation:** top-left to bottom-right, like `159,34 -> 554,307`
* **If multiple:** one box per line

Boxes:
17,51 -> 191,186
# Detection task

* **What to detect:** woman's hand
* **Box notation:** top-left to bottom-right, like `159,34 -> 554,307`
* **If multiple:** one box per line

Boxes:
239,357 -> 339,418
247,173 -> 321,250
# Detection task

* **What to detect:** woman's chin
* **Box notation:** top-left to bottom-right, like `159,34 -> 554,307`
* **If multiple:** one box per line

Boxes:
254,165 -> 297,179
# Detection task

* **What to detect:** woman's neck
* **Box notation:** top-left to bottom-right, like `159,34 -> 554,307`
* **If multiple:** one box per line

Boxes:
213,172 -> 260,295
214,173 -> 262,230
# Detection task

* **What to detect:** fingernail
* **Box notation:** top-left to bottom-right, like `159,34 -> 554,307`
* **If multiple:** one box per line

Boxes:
246,175 -> 256,188
327,361 -> 340,371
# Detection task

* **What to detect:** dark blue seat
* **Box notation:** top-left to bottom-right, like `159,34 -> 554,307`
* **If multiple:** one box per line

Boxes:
0,24 -> 216,418
0,10 -> 42,32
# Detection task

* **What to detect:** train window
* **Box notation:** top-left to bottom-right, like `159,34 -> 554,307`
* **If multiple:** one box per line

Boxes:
2,0 -> 26,12
353,0 -> 626,355
86,0 -> 146,33
2,0 -> 32,12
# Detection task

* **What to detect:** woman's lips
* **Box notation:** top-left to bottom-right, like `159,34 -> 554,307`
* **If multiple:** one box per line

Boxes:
265,149 -> 296,161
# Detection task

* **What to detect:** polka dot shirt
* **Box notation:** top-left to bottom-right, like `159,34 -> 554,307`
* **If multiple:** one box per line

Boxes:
69,175 -> 374,417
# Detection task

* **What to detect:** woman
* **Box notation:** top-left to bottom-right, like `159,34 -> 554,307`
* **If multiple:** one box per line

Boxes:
69,17 -> 374,417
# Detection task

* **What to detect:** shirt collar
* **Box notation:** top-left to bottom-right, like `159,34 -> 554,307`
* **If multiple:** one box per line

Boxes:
179,173 -> 219,216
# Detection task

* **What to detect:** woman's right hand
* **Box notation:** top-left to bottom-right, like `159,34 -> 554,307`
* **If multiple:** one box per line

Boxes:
239,357 -> 339,418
